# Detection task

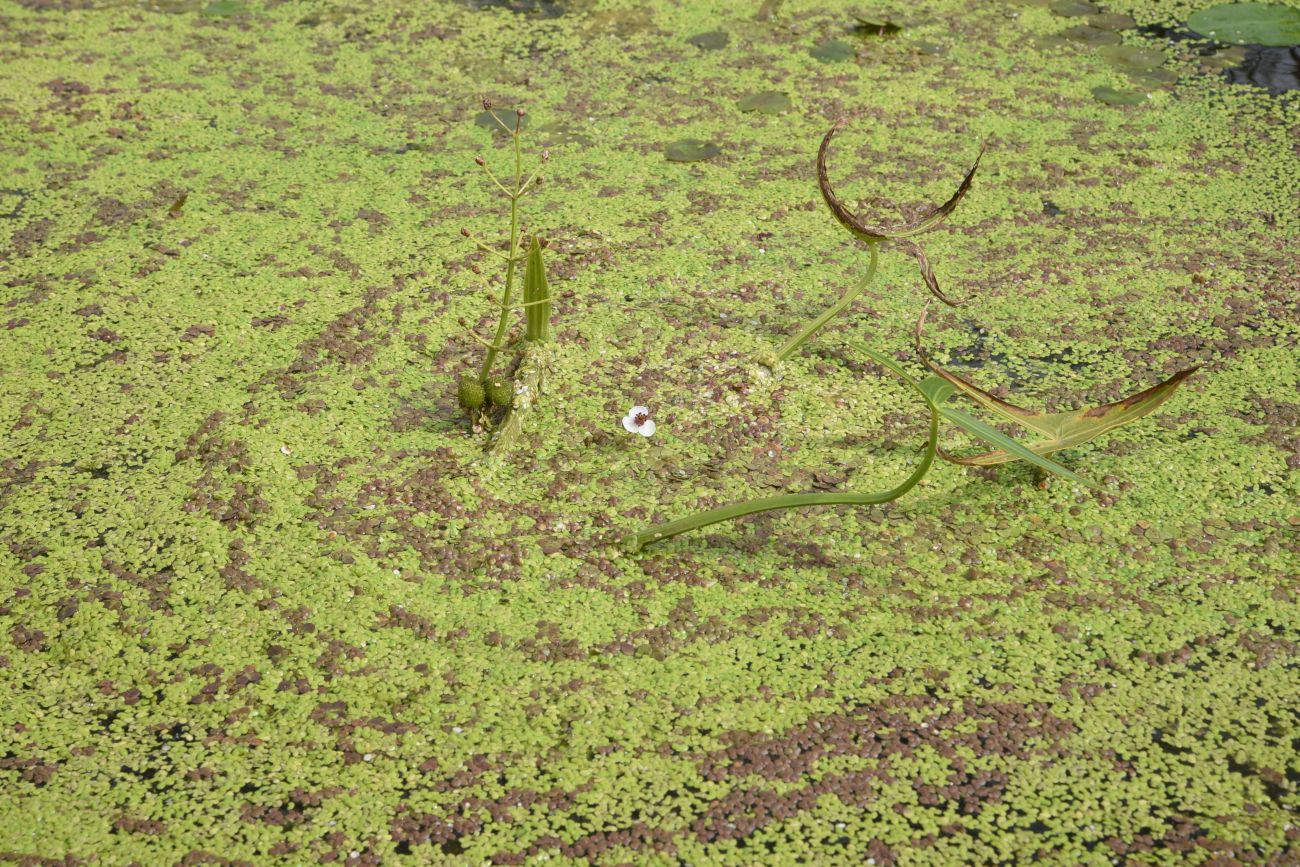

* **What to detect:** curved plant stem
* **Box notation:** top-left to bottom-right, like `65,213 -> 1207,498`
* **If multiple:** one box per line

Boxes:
479,131 -> 523,382
760,242 -> 878,368
628,342 -> 938,551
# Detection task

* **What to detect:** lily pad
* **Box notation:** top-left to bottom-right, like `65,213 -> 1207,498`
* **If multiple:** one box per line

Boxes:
1127,68 -> 1179,86
810,39 -> 856,62
852,14 -> 903,36
1187,3 -> 1300,47
1050,0 -> 1099,17
1199,44 -> 1251,68
1087,12 -> 1137,30
737,91 -> 792,114
202,0 -> 245,15
665,139 -> 721,162
1091,84 -> 1148,105
1099,44 -> 1168,70
1061,24 -> 1122,45
686,30 -> 729,50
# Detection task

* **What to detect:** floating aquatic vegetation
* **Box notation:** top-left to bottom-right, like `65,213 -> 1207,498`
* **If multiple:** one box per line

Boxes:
1087,11 -> 1137,31
736,91 -> 792,114
1062,24 -> 1123,45
686,30 -> 729,50
1091,84 -> 1149,104
665,139 -> 721,162
1187,2 -> 1300,46
852,13 -> 903,37
1098,44 -> 1168,70
1051,0 -> 1099,17
810,39 -> 856,62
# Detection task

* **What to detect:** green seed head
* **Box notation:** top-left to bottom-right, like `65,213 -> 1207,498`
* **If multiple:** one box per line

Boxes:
486,378 -> 513,408
457,375 -> 486,411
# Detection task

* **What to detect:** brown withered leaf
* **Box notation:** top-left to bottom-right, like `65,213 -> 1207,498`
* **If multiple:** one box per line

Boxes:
914,311 -> 1199,465
816,123 -> 982,306
816,123 -> 982,241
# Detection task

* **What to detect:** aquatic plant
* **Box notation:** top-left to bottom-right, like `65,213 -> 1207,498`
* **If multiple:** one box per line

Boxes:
454,101 -> 553,459
629,125 -> 1197,550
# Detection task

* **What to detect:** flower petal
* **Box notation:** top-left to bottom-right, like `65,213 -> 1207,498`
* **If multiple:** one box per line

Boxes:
629,405 -> 649,416
639,420 -> 656,437
623,415 -> 639,433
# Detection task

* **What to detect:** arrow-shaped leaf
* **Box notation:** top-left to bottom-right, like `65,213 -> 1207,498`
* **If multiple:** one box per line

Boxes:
914,312 -> 1198,468
523,235 -> 550,342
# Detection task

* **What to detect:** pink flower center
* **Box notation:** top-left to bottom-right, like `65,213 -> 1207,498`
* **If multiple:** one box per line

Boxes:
633,412 -> 649,426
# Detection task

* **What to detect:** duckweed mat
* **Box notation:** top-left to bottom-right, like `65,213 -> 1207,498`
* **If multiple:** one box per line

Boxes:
2,0 -> 1298,863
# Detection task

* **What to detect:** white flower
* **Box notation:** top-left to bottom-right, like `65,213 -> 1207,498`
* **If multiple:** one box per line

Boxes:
622,405 -> 656,437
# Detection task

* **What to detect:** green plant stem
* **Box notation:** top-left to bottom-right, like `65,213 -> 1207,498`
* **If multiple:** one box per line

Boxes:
479,131 -> 524,382
628,367 -> 937,551
763,241 -> 878,367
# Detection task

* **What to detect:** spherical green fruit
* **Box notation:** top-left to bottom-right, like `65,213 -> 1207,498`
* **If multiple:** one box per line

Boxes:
486,378 -> 513,407
457,375 -> 485,411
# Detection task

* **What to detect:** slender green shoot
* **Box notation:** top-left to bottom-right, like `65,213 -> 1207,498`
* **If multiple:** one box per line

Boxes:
628,341 -> 939,551
758,242 -> 878,369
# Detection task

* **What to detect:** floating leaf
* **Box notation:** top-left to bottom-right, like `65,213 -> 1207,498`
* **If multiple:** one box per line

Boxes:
1091,84 -> 1149,105
202,0 -> 245,15
665,139 -> 721,162
1061,24 -> 1123,45
1199,44 -> 1250,68
916,316 -> 1198,471
1187,2 -> 1300,47
737,91 -> 791,114
1099,44 -> 1167,70
687,29 -> 729,49
852,14 -> 903,36
810,39 -> 856,62
1051,0 -> 1099,16
1125,67 -> 1179,86
1087,11 -> 1137,30
816,123 -> 981,306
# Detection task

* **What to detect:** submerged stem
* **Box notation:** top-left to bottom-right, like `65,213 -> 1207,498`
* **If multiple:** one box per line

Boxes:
762,241 -> 879,368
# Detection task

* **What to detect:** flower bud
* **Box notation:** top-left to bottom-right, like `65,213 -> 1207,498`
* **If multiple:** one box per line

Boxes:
474,156 -> 486,166
515,108 -> 525,118
481,98 -> 492,110
460,227 -> 470,237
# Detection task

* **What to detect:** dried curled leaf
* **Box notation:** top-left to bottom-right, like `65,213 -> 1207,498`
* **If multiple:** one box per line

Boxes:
915,310 -> 1199,466
816,123 -> 982,306
816,123 -> 982,241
